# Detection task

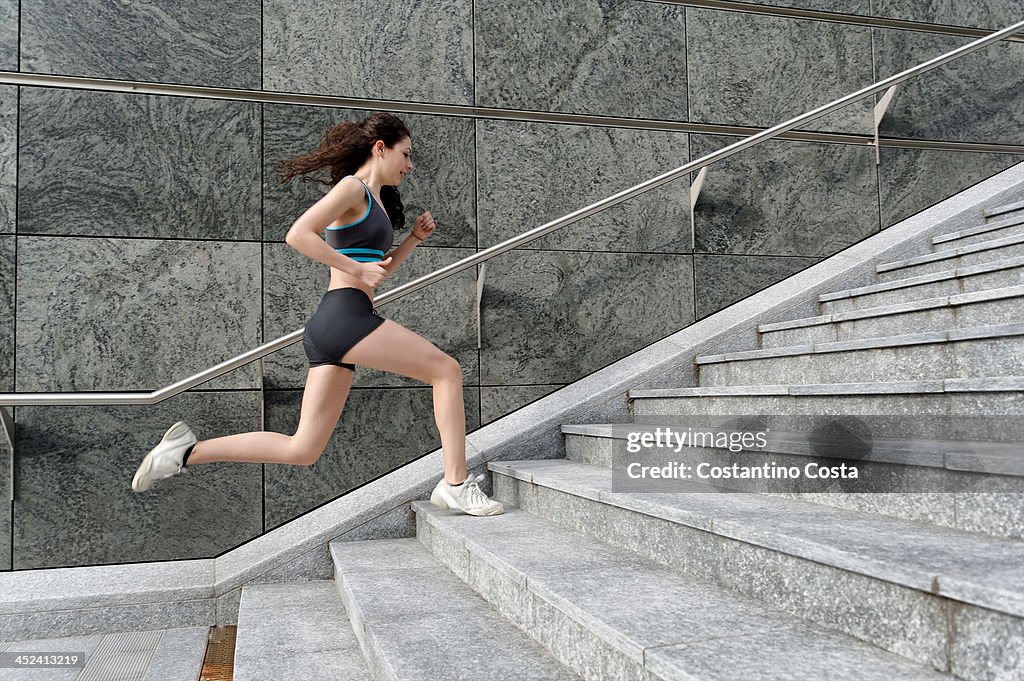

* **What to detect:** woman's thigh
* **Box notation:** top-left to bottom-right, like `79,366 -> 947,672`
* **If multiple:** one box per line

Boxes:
292,364 -> 354,456
340,319 -> 454,384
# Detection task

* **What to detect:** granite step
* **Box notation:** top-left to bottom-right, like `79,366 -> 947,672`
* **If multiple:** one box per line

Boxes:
696,322 -> 1024,387
984,199 -> 1024,220
628,377 -> 1024,441
759,283 -> 1024,348
819,255 -> 1024,315
875,231 -> 1024,283
560,423 -> 1024,540
932,213 -> 1024,251
484,458 -> 1024,681
0,627 -> 209,681
329,538 -> 581,681
233,581 -> 369,681
413,501 -> 950,681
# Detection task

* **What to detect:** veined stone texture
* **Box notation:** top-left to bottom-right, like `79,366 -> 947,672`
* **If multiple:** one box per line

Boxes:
263,0 -> 473,105
874,28 -> 1024,145
694,254 -> 821,319
0,235 -> 12,392
13,393 -> 263,569
691,134 -> 879,257
18,88 -> 261,240
686,8 -> 875,135
0,0 -> 15,71
873,0 -> 1024,31
880,147 -> 1024,228
0,85 -> 15,234
263,105 -> 476,249
474,0 -> 688,119
479,249 -> 695,385
15,237 -> 262,392
477,119 -> 690,253
20,0 -> 260,87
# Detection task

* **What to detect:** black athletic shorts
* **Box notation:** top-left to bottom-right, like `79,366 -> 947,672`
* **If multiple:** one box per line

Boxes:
302,288 -> 385,372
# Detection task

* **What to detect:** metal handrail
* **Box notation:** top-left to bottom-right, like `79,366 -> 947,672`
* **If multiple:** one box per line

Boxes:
3,18 -> 1022,407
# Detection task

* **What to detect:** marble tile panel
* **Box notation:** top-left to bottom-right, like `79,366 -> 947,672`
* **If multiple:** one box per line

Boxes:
262,386 -> 480,530
20,0 -> 259,87
479,249 -> 695,385
263,105 -> 476,248
1,597 -> 216,641
477,119 -> 690,253
263,0 -> 472,104
0,0 -> 15,71
262,243 -> 478,390
691,134 -> 879,257
694,254 -> 821,319
0,86 -> 14,234
874,28 -> 1024,145
13,391 -> 263,569
480,385 -> 564,425
0,235 -> 12,392
474,0 -> 687,119
879,147 -> 1024,228
18,89 -> 260,240
144,627 -> 210,681
687,9 -> 874,135
874,1 -> 1024,34
16,237 -> 262,392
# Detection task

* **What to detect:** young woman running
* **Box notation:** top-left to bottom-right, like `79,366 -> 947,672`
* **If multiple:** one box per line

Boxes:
131,112 -> 503,517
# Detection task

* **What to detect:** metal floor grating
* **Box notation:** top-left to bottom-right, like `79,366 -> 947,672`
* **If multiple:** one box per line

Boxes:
199,626 -> 236,681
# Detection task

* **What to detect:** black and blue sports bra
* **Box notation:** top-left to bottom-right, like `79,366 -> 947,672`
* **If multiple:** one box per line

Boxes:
325,176 -> 395,263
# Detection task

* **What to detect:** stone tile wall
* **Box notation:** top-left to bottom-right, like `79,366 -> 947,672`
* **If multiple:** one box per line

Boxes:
0,0 -> 1022,569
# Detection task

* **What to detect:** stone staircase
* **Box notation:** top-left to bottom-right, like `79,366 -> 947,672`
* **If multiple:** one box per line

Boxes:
231,198 -> 1024,680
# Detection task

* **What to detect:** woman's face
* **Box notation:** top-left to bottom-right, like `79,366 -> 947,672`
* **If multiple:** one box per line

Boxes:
381,136 -> 413,185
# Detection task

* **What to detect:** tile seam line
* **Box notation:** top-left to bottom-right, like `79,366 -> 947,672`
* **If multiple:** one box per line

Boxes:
2,73 -> 1023,155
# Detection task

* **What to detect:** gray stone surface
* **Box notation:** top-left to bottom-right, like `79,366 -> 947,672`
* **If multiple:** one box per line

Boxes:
334,538 -> 580,680
263,242 -> 478,390
1,598 -> 215,641
736,0 -> 870,12
0,0 -> 15,71
21,0 -> 259,87
474,0 -> 687,119
0,632 -> 104,680
13,392 -> 262,569
987,200 -> 1024,218
694,254 -> 821,319
873,0 -> 1024,30
877,240 -> 1024,282
18,88 -> 261,239
263,386 -> 480,530
647,621 -> 945,681
15,237 -> 262,392
263,0 -> 472,104
0,86 -> 14,233
233,581 -> 368,681
481,385 -> 564,425
477,119 -> 690,253
691,134 -> 878,257
480,249 -> 695,384
143,627 -> 210,681
687,9 -> 874,134
0,403 -> 8,570
875,28 -> 1024,145
950,600 -> 1024,681
933,215 -> 1024,250
881,149 -> 1024,229
263,105 -> 477,248
0,235 -> 12,393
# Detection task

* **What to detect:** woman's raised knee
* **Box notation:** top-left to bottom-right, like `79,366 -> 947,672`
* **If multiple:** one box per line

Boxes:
430,354 -> 462,385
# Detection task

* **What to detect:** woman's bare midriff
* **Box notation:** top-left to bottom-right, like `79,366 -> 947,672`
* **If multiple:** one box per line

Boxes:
329,268 -> 375,300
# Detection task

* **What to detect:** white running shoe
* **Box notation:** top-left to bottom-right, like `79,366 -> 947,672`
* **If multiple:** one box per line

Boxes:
430,472 -> 504,516
132,421 -> 196,493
